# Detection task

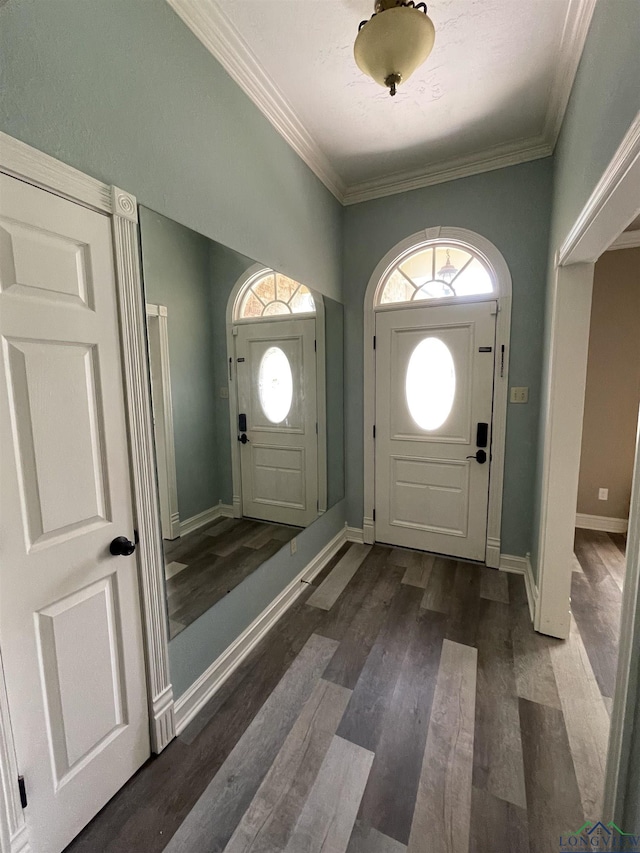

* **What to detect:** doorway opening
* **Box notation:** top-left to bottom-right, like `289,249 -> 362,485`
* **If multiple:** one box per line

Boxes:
363,227 -> 512,567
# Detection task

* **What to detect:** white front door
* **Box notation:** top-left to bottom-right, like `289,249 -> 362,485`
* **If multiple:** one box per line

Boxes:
0,174 -> 150,853
375,301 -> 497,561
236,318 -> 318,527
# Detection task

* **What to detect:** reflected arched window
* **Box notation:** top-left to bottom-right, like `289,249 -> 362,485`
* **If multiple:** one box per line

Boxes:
377,243 -> 494,306
237,270 -> 315,319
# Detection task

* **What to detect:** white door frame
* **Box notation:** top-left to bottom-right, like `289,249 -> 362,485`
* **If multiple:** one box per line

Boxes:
0,133 -> 174,853
363,227 -> 512,568
226,268 -> 327,519
534,111 -> 640,825
146,304 -> 181,540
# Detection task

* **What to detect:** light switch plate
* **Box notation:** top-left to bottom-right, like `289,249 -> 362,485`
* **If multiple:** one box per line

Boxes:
510,387 -> 529,404
220,387 -> 229,399
599,488 -> 609,501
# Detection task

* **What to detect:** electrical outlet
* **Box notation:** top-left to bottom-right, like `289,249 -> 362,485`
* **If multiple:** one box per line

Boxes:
510,387 -> 529,404
220,387 -> 229,399
290,537 -> 297,555
598,488 -> 609,501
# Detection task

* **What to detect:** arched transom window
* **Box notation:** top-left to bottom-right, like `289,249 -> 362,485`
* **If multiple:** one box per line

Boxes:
377,243 -> 494,306
238,270 -> 315,320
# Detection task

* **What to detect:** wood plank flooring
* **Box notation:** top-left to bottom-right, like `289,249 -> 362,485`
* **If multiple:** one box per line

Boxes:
163,518 -> 298,638
67,539 -> 617,853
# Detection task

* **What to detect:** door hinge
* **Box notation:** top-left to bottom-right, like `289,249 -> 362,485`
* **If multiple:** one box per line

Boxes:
18,776 -> 27,809
373,509 -> 376,521
314,339 -> 317,352
373,425 -> 376,439
373,335 -> 376,349
316,421 -> 318,434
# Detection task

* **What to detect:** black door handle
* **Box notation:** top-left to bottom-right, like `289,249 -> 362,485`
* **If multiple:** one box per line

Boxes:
110,536 -> 136,556
238,433 -> 250,444
466,449 -> 487,464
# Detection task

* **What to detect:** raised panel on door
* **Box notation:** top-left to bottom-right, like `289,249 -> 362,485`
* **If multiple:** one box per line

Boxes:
236,318 -> 318,527
0,173 -> 149,853
375,302 -> 496,561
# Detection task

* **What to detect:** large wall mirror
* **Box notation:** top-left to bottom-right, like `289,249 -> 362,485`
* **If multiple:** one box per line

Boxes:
139,208 -> 345,642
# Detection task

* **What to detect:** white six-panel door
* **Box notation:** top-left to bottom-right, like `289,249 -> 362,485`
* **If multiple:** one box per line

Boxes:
236,318 -> 318,527
375,301 -> 497,561
0,174 -> 149,853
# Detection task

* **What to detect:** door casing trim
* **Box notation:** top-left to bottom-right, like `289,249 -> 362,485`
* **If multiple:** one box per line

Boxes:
363,227 -> 512,569
0,131 -> 174,853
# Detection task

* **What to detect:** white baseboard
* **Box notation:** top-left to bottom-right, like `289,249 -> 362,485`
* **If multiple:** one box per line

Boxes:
499,553 -> 538,623
576,513 -> 628,533
173,526 -> 348,734
345,525 -> 364,544
179,502 -> 234,536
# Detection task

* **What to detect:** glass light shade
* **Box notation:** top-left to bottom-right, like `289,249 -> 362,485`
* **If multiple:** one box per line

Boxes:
354,6 -> 435,92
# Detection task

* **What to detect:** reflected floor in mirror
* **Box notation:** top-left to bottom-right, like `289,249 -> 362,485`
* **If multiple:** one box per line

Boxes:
164,517 -> 299,639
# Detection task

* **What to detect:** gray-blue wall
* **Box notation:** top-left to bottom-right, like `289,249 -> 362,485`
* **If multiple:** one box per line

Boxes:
343,158 -> 554,557
140,207 -> 220,521
0,0 -> 345,695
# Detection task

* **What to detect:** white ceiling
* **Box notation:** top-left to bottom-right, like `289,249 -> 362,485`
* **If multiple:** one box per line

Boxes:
168,0 -> 596,204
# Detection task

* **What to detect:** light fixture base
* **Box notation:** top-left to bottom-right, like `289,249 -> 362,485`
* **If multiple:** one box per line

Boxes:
384,73 -> 402,96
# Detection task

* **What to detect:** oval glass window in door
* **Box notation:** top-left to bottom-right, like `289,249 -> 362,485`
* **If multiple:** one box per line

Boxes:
259,346 -> 293,423
406,337 -> 456,430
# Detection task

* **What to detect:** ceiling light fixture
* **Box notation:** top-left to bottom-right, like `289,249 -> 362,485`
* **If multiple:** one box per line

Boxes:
354,0 -> 436,97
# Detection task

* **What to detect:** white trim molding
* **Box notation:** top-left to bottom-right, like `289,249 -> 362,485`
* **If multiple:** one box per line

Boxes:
146,303 -> 181,541
345,525 -> 365,544
167,0 -> 594,206
575,513 -> 629,533
362,227 -> 512,570
174,526 -> 347,734
607,229 -> 640,252
179,503 -> 234,537
559,111 -> 640,265
499,554 -> 538,623
0,132 -> 175,768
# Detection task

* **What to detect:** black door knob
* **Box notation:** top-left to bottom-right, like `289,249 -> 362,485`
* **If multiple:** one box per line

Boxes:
466,449 -> 487,464
110,536 -> 136,556
238,433 -> 250,444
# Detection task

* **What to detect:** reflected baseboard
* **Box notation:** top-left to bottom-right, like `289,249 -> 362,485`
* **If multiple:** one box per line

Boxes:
179,503 -> 234,537
173,525 -> 347,735
345,525 -> 365,544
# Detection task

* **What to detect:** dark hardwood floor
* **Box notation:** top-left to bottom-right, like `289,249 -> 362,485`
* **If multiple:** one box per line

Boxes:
164,517 -> 298,638
67,540 -> 614,853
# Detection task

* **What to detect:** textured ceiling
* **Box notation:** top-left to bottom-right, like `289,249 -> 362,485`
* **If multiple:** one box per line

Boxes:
216,0 -> 572,186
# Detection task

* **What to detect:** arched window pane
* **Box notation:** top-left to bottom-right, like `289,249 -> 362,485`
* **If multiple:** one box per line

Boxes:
290,287 -> 315,313
240,291 -> 264,318
263,301 -> 289,316
450,257 -> 493,296
253,274 -> 275,303
275,274 -> 299,302
400,248 -> 433,286
380,269 -> 414,304
237,272 -> 316,319
376,242 -> 494,306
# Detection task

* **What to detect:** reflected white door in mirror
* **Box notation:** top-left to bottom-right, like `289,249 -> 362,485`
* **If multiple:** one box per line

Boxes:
235,319 -> 319,527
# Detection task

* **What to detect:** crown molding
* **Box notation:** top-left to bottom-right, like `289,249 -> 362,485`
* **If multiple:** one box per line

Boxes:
607,230 -> 640,251
166,0 -> 346,202
342,135 -> 553,205
167,0 -> 594,207
542,0 -> 597,147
